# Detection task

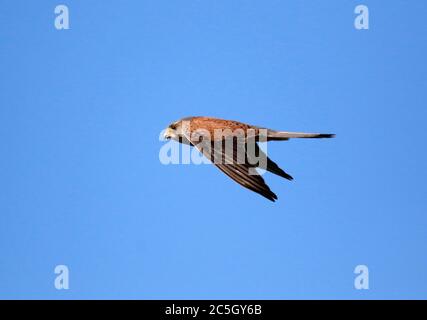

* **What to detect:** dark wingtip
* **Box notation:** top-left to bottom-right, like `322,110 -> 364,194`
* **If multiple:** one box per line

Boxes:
282,173 -> 294,181
318,134 -> 335,138
266,159 -> 294,181
273,169 -> 293,181
268,192 -> 278,202
260,190 -> 278,202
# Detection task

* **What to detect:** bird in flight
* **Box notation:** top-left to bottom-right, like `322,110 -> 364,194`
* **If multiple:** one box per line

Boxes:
163,116 -> 334,202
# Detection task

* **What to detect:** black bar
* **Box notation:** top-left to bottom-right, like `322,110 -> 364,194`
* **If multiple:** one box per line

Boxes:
0,300 -> 424,318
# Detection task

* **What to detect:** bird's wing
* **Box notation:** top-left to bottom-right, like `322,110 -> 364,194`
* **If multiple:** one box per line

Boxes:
186,133 -> 278,202
248,142 -> 293,181
214,162 -> 278,202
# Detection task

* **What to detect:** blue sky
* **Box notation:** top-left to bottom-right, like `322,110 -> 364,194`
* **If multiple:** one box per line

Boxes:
1,0 -> 426,299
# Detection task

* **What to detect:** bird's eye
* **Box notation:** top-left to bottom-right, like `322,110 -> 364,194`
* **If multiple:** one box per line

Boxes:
170,124 -> 176,129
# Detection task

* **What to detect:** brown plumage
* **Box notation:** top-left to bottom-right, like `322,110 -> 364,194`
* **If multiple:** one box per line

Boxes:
163,116 -> 334,202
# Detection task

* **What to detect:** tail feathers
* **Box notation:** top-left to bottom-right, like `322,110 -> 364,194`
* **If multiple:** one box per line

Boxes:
268,130 -> 335,140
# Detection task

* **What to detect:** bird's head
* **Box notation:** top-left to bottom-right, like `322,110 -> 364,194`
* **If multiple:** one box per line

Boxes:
164,120 -> 183,141
163,117 -> 194,145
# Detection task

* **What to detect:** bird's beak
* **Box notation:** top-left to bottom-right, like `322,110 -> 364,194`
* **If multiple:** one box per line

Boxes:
164,127 -> 174,140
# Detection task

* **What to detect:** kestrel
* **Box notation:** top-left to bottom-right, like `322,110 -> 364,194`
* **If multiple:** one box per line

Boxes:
163,116 -> 334,202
